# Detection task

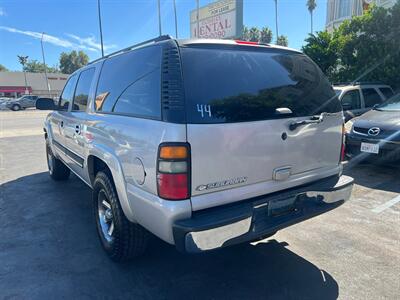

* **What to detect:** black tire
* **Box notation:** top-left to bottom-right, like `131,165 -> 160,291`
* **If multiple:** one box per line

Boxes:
46,140 -> 70,181
11,104 -> 21,111
93,171 -> 148,261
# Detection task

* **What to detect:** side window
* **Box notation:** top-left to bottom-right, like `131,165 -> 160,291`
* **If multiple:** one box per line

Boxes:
362,88 -> 382,108
379,88 -> 394,100
341,90 -> 361,110
59,75 -> 77,111
95,45 -> 161,119
72,68 -> 95,111
113,70 -> 160,118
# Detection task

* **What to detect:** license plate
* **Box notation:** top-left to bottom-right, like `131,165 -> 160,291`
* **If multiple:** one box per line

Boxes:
360,142 -> 379,154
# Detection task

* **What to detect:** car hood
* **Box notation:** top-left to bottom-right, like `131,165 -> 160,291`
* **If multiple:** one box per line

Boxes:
353,109 -> 400,130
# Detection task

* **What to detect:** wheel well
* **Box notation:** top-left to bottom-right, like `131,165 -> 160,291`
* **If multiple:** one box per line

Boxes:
87,155 -> 112,185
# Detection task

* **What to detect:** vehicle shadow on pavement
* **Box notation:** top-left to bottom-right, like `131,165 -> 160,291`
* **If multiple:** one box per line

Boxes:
343,162 -> 400,193
1,172 -> 338,300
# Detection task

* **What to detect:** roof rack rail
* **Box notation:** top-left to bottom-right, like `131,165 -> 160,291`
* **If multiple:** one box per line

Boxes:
88,35 -> 173,65
333,81 -> 385,86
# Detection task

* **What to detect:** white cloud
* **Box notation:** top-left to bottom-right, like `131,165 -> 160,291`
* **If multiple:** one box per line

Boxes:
0,7 -> 6,16
66,34 -> 116,52
0,26 -> 116,53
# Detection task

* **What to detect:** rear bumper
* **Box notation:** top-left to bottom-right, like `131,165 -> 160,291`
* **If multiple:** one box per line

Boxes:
173,175 -> 353,253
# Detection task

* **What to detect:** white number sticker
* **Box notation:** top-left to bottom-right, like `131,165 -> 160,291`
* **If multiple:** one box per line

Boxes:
197,104 -> 212,118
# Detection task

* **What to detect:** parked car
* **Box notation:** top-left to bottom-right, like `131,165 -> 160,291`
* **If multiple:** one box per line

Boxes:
345,93 -> 400,163
36,36 -> 353,261
6,95 -> 39,111
0,97 -> 12,110
333,83 -> 394,121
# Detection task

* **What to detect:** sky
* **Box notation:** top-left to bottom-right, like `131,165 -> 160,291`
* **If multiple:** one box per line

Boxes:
0,0 -> 329,72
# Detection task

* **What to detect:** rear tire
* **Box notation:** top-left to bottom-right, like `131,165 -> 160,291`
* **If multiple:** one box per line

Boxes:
46,140 -> 70,181
11,104 -> 21,111
93,171 -> 148,261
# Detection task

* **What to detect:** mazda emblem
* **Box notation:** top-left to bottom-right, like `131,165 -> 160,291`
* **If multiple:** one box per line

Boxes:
368,127 -> 380,136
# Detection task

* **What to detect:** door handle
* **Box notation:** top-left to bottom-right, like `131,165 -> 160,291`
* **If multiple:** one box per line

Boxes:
75,125 -> 81,135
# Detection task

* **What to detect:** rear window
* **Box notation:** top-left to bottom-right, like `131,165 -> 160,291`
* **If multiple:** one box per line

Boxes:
379,87 -> 394,99
95,45 -> 161,119
362,88 -> 382,108
180,47 -> 341,123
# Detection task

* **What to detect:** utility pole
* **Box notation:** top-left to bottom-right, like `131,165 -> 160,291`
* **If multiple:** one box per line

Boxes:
98,0 -> 104,57
157,0 -> 162,36
17,55 -> 29,94
173,0 -> 178,38
274,0 -> 279,43
40,32 -> 51,95
196,0 -> 200,38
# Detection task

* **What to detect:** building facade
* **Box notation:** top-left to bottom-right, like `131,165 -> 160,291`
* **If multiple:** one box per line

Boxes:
326,0 -> 396,32
0,71 -> 68,98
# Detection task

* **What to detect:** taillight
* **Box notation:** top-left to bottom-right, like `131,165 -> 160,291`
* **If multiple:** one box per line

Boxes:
157,143 -> 190,200
340,124 -> 346,162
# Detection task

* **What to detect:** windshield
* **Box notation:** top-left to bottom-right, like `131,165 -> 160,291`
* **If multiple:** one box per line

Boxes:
376,94 -> 400,111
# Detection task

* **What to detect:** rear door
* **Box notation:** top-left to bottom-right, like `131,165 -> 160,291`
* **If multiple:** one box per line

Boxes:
63,67 -> 96,180
180,45 -> 343,209
361,88 -> 384,109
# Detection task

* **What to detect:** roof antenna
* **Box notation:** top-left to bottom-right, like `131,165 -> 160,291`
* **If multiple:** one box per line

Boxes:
97,0 -> 104,57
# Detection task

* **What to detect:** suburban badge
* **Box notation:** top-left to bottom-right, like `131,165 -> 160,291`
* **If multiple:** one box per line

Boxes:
196,177 -> 248,191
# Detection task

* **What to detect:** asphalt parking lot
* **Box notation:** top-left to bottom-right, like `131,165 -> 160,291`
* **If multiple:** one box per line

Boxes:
1,110 -> 399,299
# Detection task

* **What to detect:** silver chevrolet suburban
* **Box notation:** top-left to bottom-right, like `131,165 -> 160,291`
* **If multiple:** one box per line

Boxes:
36,36 -> 354,261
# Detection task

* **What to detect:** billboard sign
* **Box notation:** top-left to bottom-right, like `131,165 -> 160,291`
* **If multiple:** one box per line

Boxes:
190,0 -> 243,39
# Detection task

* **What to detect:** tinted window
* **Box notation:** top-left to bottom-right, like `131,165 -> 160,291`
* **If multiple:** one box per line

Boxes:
72,68 -> 95,111
362,88 -> 382,107
113,70 -> 160,118
341,90 -> 361,110
95,45 -> 161,119
181,47 -> 341,123
59,75 -> 77,110
379,88 -> 394,100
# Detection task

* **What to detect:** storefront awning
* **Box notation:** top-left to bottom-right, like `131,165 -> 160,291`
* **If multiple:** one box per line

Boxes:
0,86 -> 32,93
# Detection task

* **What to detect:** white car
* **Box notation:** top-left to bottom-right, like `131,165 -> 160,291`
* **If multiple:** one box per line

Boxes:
334,82 -> 394,121
0,97 -> 12,110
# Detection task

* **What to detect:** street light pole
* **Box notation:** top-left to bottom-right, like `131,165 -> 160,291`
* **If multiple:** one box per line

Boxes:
173,0 -> 178,38
40,32 -> 51,95
157,0 -> 162,36
274,0 -> 279,43
196,0 -> 200,38
97,0 -> 104,57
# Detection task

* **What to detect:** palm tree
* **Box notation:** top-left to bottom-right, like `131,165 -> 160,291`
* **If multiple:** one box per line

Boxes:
249,27 -> 260,42
274,0 -> 279,43
276,35 -> 288,47
307,0 -> 317,34
260,27 -> 273,44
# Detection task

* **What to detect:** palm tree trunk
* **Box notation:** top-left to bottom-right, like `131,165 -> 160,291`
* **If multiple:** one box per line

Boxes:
311,11 -> 313,34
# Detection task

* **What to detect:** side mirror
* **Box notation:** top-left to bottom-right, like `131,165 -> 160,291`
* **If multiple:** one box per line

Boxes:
36,98 -> 58,110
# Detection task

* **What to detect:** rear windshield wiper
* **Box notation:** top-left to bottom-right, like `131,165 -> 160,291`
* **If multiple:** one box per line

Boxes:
289,113 -> 326,131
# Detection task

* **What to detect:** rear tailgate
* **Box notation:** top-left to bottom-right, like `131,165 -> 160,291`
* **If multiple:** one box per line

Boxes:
180,45 -> 343,210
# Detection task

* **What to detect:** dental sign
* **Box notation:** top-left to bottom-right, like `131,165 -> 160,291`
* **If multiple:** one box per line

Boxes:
190,0 -> 243,39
